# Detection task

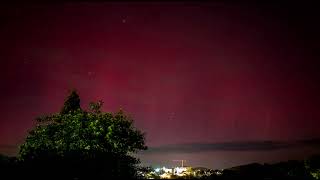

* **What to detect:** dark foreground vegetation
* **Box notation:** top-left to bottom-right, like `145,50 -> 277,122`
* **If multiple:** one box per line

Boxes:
209,155 -> 320,180
1,154 -> 320,179
0,154 -> 142,179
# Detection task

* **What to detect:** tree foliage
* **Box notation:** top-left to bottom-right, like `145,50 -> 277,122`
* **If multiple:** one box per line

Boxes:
305,154 -> 320,179
18,90 -> 147,178
60,89 -> 81,114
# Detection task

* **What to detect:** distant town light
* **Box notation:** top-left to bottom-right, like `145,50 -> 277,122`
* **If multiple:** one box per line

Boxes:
155,168 -> 160,172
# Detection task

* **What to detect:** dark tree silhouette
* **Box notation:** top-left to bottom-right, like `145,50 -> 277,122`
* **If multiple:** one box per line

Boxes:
18,90 -> 147,179
60,89 -> 81,114
305,154 -> 320,179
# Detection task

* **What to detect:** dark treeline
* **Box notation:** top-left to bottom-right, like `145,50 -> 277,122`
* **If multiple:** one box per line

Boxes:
0,153 -> 142,179
1,153 -> 320,179
207,155 -> 320,180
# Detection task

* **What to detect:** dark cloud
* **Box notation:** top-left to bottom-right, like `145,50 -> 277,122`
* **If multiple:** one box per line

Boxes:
143,139 -> 320,154
298,138 -> 320,147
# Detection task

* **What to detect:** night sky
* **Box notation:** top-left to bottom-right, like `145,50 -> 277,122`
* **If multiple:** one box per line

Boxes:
1,2 -> 320,169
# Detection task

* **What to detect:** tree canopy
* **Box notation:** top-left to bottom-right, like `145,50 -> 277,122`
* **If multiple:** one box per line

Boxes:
305,154 -> 320,179
18,90 -> 147,179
